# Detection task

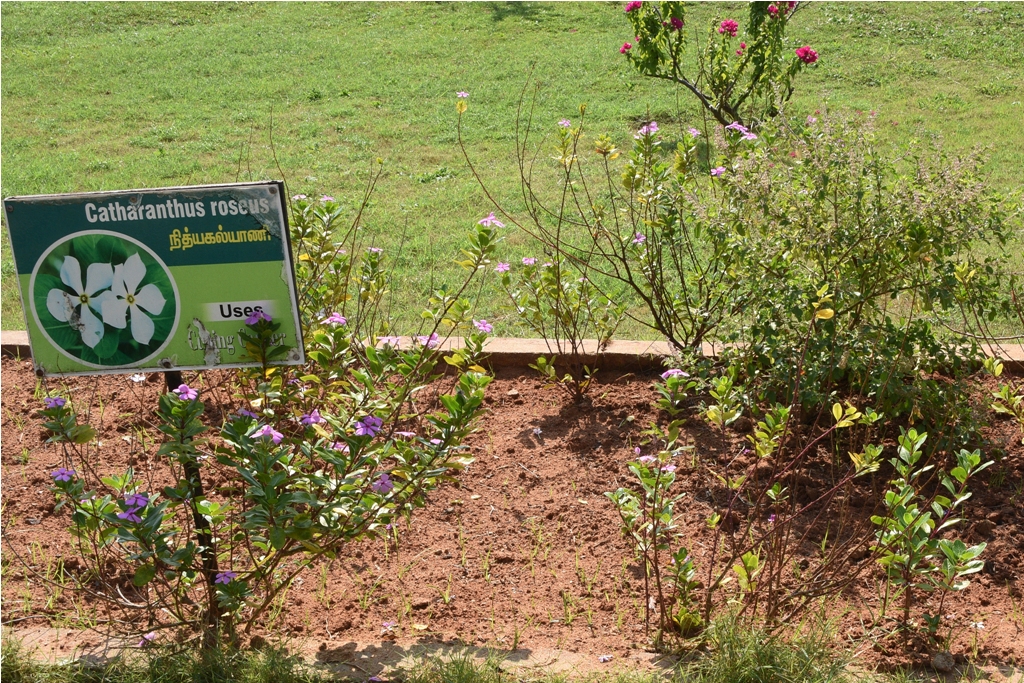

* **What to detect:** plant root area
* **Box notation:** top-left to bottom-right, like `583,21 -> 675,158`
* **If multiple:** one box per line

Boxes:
2,356 -> 1023,670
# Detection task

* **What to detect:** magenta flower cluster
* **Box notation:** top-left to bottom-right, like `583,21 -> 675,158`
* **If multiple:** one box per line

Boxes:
620,41 -> 632,54
624,1 -> 642,12
795,45 -> 818,64
718,19 -> 739,37
725,121 -> 758,141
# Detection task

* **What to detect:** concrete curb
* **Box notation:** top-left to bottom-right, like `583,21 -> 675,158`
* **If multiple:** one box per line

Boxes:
3,329 -> 1022,372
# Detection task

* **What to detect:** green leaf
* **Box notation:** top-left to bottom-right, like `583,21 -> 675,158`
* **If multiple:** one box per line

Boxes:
133,563 -> 156,587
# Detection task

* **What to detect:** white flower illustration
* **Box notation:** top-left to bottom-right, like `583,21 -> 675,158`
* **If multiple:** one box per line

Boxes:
46,256 -> 114,348
101,253 -> 166,345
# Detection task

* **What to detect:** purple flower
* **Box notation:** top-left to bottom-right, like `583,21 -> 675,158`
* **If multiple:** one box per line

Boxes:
395,431 -> 416,438
670,17 -> 683,30
430,438 -> 443,446
742,132 -> 758,141
632,233 -> 646,245
478,212 -> 505,228
368,246 -> 384,253
661,464 -> 677,473
456,91 -> 469,98
245,310 -> 272,325
331,441 -> 350,453
495,262 -> 510,273
124,492 -> 149,509
51,468 -> 75,482
237,408 -> 259,419
379,335 -> 401,347
138,632 -> 156,648
768,514 -> 777,525
807,115 -> 818,124
372,473 -> 394,494
522,257 -> 536,266
634,121 -> 659,138
711,167 -> 726,177
173,384 -> 198,401
253,425 -> 284,444
215,571 -> 238,585
416,333 -> 439,349
725,121 -> 750,135
355,416 -> 383,437
43,397 -> 66,409
323,312 -> 347,326
661,368 -> 689,379
558,119 -> 572,127
638,455 -> 656,465
300,409 -> 324,426
381,620 -> 397,634
474,320 -> 493,333
292,194 -> 308,201
624,1 -> 642,12
320,195 -> 335,202
117,507 -> 143,523
688,127 -> 701,138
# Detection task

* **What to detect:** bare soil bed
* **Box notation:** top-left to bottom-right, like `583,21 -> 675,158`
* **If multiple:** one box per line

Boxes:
2,356 -> 1022,670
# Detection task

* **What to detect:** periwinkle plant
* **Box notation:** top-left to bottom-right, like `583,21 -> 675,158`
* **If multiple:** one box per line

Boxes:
41,212 -> 501,646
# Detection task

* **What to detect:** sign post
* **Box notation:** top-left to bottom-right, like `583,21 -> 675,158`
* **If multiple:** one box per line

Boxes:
4,181 -> 304,376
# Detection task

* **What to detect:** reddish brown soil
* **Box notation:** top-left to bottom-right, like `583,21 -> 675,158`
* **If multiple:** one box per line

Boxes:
2,356 -> 1023,669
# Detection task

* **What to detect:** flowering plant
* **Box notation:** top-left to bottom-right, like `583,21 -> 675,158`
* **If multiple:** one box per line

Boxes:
40,198 -> 500,645
621,1 -> 816,127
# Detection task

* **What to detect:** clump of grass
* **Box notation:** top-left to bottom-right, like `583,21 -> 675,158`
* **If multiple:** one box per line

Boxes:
0,636 -> 326,683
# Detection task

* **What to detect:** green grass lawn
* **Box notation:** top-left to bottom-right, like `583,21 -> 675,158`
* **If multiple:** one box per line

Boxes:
3,2 -> 1023,333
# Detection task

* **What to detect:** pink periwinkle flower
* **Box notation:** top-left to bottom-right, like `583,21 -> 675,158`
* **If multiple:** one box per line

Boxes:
138,632 -> 156,648
688,127 -> 701,138
395,431 -> 416,439
292,194 -> 308,201
558,118 -> 571,127
620,42 -> 632,54
710,167 -> 726,177
372,473 -> 394,494
367,246 -> 384,253
795,46 -> 818,64
661,464 -> 677,473
635,121 -> 659,138
173,384 -> 198,401
323,312 -> 347,326
417,332 -> 440,349
331,441 -> 350,453
300,409 -> 324,426
430,438 -> 443,446
718,19 -> 739,37
661,368 -> 689,379
478,212 -> 505,228
456,91 -> 469,98
51,468 -> 75,482
215,571 -> 238,585
638,455 -> 656,465
624,1 -> 642,12
320,195 -> 335,202
474,320 -> 494,333
253,425 -> 284,444
355,416 -> 383,437
807,115 -> 818,124
245,310 -> 271,325
522,257 -> 537,266
43,396 -> 66,409
768,514 -> 777,525
495,262 -> 510,273
632,233 -> 646,245
670,17 -> 684,30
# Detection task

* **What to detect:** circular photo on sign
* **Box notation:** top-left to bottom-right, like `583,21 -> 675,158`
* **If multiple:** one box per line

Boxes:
29,231 -> 180,368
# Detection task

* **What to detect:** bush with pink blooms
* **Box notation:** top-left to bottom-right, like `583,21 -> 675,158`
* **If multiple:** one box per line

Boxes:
621,1 -> 818,127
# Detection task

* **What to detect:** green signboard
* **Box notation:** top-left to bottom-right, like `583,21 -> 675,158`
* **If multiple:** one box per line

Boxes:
4,181 -> 305,376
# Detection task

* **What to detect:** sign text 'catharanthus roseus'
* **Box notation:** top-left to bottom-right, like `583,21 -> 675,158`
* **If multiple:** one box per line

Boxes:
4,181 -> 304,376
